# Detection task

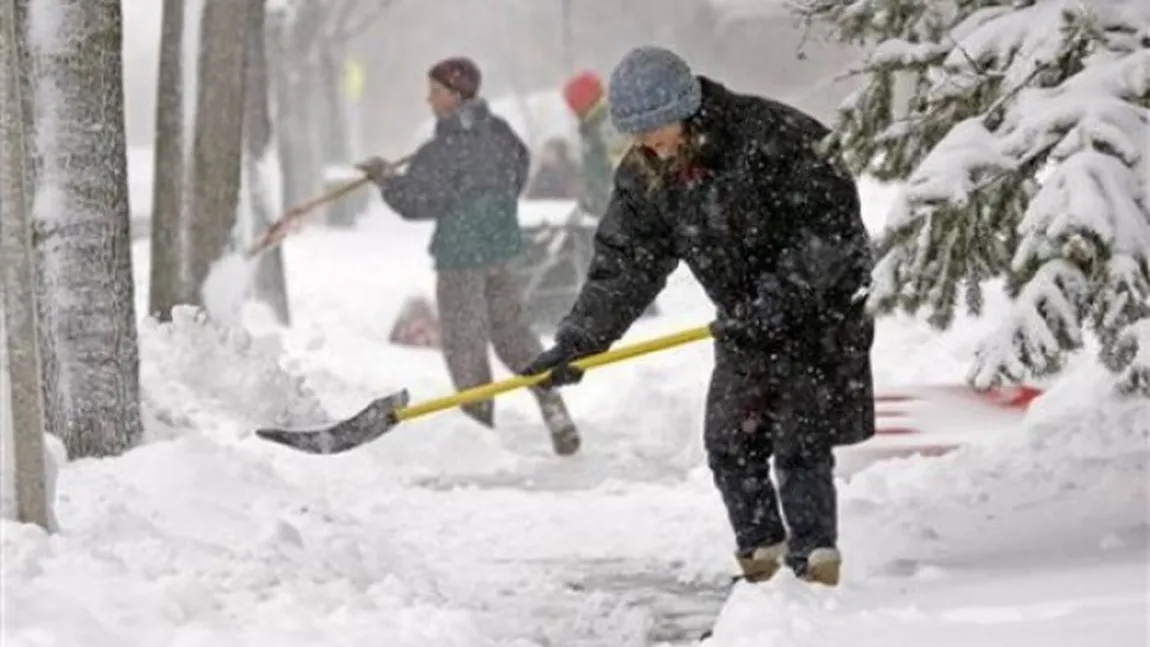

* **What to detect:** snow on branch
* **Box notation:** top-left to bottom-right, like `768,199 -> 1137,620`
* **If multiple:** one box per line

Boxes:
969,259 -> 1089,388
1108,319 -> 1150,396
812,0 -> 1150,394
868,118 -> 1021,325
940,3 -> 1070,94
972,36 -> 1150,389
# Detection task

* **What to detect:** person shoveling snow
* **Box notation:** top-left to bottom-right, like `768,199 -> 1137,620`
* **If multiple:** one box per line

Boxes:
521,47 -> 876,589
354,56 -> 580,456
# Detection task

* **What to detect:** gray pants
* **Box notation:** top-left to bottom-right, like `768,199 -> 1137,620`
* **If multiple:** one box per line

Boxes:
436,263 -> 570,428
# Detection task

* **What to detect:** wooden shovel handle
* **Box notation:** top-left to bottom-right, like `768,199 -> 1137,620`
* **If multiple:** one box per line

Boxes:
245,154 -> 414,258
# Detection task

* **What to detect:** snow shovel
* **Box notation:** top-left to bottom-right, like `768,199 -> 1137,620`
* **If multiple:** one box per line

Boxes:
255,324 -> 715,454
245,154 -> 414,260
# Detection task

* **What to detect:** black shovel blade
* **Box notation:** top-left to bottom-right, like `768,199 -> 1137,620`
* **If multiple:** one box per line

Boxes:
255,390 -> 410,454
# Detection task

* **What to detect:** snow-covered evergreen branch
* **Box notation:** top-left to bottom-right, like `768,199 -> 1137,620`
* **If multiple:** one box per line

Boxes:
810,0 -> 1150,394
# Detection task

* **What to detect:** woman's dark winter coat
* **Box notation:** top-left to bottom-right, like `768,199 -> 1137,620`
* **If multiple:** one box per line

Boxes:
380,99 -> 529,270
557,77 -> 876,452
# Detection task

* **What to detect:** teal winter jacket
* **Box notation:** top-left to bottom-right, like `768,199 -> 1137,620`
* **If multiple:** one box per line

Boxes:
379,99 -> 529,270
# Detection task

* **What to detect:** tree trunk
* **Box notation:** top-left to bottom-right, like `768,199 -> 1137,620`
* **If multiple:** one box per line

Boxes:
286,1 -> 326,210
11,1 -> 36,171
148,0 -> 187,321
245,0 -> 291,324
267,10 -> 307,213
0,0 -> 51,530
185,0 -> 250,303
316,44 -> 356,228
25,0 -> 144,458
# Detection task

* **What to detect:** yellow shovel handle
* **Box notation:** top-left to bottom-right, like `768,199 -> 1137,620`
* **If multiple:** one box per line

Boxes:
392,324 -> 715,422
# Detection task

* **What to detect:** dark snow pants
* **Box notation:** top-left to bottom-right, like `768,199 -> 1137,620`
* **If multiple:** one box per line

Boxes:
704,350 -> 838,567
436,263 -> 568,426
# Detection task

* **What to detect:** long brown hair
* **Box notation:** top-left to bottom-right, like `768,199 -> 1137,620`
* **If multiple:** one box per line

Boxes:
623,119 -> 711,194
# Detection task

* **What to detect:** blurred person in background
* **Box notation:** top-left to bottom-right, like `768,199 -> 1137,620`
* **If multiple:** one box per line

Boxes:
357,56 -> 580,456
562,70 -> 631,219
525,138 -> 582,200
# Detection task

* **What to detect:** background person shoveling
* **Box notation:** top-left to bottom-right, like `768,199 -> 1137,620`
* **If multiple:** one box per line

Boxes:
355,55 -> 580,457
200,157 -> 412,325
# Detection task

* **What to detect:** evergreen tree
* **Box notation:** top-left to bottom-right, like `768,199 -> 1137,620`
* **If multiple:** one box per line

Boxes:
798,0 -> 1150,395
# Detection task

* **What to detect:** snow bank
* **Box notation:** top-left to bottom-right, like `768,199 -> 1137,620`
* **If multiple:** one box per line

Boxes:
705,364 -> 1149,645
0,434 -> 488,647
138,305 -> 328,443
841,363 -> 1148,577
2,304 -> 491,647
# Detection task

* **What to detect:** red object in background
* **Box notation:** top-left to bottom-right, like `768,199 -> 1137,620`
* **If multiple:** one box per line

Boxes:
388,296 -> 441,350
874,384 -> 1044,436
875,384 -> 1044,410
563,70 -> 605,118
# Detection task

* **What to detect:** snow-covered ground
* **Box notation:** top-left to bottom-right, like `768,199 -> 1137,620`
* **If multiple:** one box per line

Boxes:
2,181 -> 1147,646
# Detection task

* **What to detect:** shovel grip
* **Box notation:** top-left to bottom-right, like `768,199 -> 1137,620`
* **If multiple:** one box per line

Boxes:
392,324 -> 715,422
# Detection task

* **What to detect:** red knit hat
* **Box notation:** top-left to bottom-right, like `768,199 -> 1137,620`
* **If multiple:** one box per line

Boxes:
429,57 -> 481,99
563,70 -> 604,118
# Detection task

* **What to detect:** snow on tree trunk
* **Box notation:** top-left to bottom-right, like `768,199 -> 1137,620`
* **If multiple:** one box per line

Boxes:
185,0 -> 250,306
0,0 -> 54,530
25,0 -> 145,458
806,0 -> 1150,395
147,0 -> 188,321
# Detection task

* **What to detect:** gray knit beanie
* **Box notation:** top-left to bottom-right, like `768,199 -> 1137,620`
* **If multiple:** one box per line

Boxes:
608,46 -> 702,135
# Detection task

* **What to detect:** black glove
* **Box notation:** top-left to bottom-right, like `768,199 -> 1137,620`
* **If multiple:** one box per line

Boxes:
520,329 -> 597,389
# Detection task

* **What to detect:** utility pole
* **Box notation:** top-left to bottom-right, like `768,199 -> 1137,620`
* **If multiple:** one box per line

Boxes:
0,0 -> 52,531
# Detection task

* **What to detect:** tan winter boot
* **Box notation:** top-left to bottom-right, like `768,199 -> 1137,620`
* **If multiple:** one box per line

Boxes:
800,547 -> 842,587
736,541 -> 787,583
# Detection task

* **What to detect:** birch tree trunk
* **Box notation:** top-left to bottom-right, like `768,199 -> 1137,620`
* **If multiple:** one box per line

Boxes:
245,0 -> 291,325
148,0 -> 188,320
185,0 -> 249,302
25,0 -> 144,458
0,0 -> 50,529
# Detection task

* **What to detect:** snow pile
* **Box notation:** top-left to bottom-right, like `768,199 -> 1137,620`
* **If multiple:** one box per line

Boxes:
200,253 -> 254,327
2,304 -> 489,647
843,363 -> 1148,576
0,434 -> 486,647
705,364 -> 1149,645
138,305 -> 328,443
